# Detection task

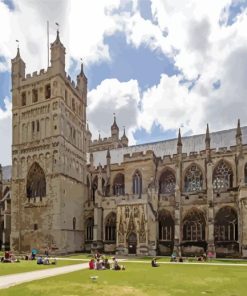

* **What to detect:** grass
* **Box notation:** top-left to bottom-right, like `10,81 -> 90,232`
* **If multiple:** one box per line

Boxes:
1,261 -> 247,295
0,259 -> 83,276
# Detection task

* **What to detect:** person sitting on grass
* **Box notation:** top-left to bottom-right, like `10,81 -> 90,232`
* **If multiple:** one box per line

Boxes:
89,258 -> 95,270
151,257 -> 159,267
37,256 -> 43,265
95,258 -> 103,270
43,256 -> 50,265
104,258 -> 110,269
112,257 -> 121,270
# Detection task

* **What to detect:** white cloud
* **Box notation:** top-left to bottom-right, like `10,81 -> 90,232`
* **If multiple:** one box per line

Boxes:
0,97 -> 12,166
87,78 -> 141,145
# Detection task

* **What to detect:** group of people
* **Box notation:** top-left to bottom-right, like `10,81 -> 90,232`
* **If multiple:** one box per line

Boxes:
1,251 -> 20,263
37,256 -> 57,265
89,252 -> 125,271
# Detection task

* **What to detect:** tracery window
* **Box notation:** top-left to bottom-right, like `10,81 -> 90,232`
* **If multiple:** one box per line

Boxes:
214,207 -> 238,241
105,213 -> 116,241
158,210 -> 174,241
213,160 -> 233,191
26,162 -> 46,200
184,164 -> 203,192
86,217 -> 94,241
183,209 -> 205,241
113,173 -> 125,196
133,170 -> 142,196
159,170 -> 176,194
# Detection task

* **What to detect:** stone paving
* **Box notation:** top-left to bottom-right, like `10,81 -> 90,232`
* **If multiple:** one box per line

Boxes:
0,262 -> 88,289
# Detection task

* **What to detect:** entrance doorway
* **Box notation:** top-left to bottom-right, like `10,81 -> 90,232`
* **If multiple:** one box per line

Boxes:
128,232 -> 137,254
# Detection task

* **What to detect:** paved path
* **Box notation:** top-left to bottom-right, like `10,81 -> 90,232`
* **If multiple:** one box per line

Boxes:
0,263 -> 88,289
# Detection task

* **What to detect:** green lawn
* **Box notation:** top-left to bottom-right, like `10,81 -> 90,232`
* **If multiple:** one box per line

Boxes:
0,259 -> 83,276
1,261 -> 247,295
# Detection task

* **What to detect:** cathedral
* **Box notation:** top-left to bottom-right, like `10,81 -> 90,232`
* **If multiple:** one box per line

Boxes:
1,32 -> 247,258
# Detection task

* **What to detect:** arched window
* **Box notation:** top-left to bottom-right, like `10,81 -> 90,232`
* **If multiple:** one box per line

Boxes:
113,173 -> 125,196
87,176 -> 91,201
92,176 -> 98,202
73,217 -> 76,230
133,170 -> 142,196
214,207 -> 238,241
184,164 -> 203,192
85,217 -> 94,241
158,210 -> 174,241
26,162 -> 46,200
183,208 -> 205,241
159,170 -> 176,194
213,160 -> 233,191
105,212 -> 116,242
244,163 -> 247,184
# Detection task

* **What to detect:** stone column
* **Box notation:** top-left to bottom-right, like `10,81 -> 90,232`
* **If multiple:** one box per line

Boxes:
206,161 -> 216,257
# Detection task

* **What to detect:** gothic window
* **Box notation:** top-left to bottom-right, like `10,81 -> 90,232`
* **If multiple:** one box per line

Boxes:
105,212 -> 116,242
73,217 -> 76,230
213,160 -> 233,191
26,162 -> 46,200
45,84 -> 51,99
158,210 -> 174,241
87,176 -> 91,201
183,208 -> 205,241
214,207 -> 238,241
159,170 -> 176,194
21,92 -> 26,106
133,170 -> 142,196
36,120 -> 40,132
92,176 -> 98,202
184,164 -> 203,192
32,121 -> 35,133
125,207 -> 130,218
244,163 -> 247,184
85,217 -> 94,241
113,173 -> 125,196
32,89 -> 38,103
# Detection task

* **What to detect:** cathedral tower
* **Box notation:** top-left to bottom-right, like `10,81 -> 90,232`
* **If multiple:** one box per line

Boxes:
11,32 -> 87,253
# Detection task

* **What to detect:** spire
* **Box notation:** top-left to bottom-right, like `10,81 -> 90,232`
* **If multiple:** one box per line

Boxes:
111,114 -> 119,131
236,118 -> 242,138
177,128 -> 182,154
236,118 -> 242,146
205,123 -> 210,149
177,128 -> 182,146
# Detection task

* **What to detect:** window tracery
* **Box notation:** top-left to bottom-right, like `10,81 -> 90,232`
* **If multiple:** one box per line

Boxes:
183,209 -> 205,241
26,162 -> 46,200
113,173 -> 125,196
213,160 -> 233,191
105,213 -> 116,241
133,170 -> 142,196
86,217 -> 94,241
184,164 -> 203,192
159,170 -> 176,194
158,210 -> 174,241
214,207 -> 238,241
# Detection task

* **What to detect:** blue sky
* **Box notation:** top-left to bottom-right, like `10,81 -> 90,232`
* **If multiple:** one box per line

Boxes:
1,0 -> 247,165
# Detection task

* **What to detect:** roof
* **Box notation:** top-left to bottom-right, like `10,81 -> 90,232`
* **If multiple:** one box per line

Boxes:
90,126 -> 247,167
2,165 -> 11,181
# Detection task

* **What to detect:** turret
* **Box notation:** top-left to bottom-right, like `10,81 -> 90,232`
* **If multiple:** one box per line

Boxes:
121,127 -> 128,147
11,47 -> 26,90
50,30 -> 66,75
111,115 -> 119,140
177,128 -> 182,154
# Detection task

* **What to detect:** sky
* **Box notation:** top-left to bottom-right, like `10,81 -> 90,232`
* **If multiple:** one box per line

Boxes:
1,0 -> 247,166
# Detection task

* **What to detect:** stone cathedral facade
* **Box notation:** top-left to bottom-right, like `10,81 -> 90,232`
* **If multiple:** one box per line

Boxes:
1,33 -> 247,257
